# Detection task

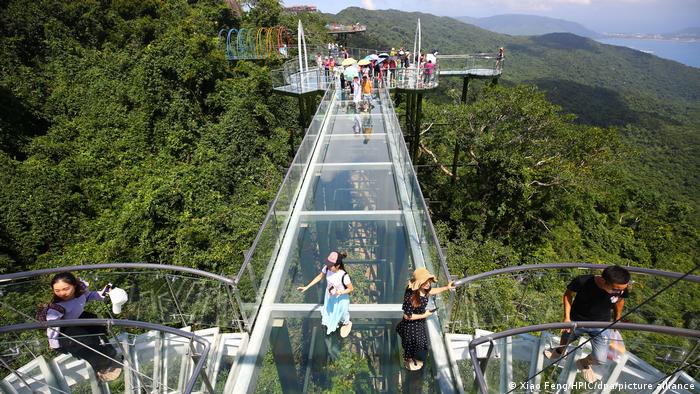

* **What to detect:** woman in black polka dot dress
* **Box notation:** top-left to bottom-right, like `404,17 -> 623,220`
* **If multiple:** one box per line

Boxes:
396,268 -> 455,370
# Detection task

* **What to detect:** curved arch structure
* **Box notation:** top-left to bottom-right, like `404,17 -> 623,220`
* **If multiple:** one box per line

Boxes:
219,26 -> 293,60
468,322 -> 700,394
454,262 -> 700,287
0,319 -> 213,393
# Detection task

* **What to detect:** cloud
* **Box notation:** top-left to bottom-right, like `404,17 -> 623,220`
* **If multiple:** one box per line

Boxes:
362,0 -> 377,9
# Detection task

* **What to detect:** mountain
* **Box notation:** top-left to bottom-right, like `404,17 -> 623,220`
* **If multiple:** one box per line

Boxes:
333,7 -> 700,223
666,26 -> 700,39
454,14 -> 602,38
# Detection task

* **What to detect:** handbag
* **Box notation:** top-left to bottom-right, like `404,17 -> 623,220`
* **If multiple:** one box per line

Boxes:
607,329 -> 626,361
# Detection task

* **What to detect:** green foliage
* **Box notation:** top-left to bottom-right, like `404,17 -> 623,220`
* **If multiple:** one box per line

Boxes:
0,0 -> 298,274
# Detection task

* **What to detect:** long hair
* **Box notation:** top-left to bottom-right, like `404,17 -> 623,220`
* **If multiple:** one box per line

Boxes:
411,278 -> 434,307
50,272 -> 84,302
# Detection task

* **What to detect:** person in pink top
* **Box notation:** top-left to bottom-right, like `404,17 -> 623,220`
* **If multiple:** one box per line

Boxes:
422,60 -> 435,86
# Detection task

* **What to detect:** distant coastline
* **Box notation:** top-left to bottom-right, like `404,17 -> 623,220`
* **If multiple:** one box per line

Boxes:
602,32 -> 700,43
596,37 -> 700,68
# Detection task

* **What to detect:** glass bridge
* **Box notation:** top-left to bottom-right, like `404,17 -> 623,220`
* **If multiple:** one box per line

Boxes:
1,80 -> 699,394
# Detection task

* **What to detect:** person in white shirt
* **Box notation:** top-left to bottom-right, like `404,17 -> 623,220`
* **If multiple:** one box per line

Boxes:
297,251 -> 354,337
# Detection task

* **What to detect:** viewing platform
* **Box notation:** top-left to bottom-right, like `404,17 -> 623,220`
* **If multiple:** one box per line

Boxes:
438,53 -> 504,78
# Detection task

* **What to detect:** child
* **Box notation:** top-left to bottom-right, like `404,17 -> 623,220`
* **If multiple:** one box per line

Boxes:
297,252 -> 354,337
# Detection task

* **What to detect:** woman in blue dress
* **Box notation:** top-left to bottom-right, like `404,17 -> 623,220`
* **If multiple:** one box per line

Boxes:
297,251 -> 354,337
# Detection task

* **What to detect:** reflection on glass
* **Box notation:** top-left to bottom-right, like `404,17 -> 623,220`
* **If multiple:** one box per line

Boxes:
304,167 -> 399,211
279,219 -> 413,304
257,317 -> 440,394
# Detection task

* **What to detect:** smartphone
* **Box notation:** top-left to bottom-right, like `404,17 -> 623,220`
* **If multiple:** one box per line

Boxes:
429,307 -> 438,313
101,283 -> 113,297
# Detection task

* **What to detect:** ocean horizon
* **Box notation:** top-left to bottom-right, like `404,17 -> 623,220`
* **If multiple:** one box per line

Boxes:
596,37 -> 700,68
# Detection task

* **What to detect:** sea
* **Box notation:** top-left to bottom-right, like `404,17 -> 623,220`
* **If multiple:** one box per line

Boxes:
596,37 -> 700,68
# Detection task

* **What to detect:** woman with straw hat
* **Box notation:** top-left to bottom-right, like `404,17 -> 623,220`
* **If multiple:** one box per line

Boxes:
396,268 -> 454,370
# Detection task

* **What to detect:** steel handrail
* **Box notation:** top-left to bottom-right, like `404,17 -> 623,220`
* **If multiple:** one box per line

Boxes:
468,322 -> 700,394
453,263 -> 700,287
0,319 -> 212,394
0,263 -> 235,285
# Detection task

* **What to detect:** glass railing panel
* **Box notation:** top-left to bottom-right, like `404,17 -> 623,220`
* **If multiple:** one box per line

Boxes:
449,267 -> 700,334
0,325 -> 209,394
469,329 -> 700,394
255,316 -> 440,394
237,86 -> 336,327
278,217 -> 414,304
0,271 -> 242,332
303,165 -> 399,212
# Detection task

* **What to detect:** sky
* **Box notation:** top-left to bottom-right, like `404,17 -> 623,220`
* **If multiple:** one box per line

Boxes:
282,0 -> 700,33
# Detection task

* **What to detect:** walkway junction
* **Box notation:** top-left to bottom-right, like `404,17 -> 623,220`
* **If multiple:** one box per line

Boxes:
2,20 -> 699,394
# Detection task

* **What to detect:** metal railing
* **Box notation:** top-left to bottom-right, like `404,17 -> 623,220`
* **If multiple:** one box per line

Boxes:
448,263 -> 700,333
438,53 -> 504,76
0,319 -> 213,393
468,322 -> 700,394
233,83 -> 337,330
393,64 -> 440,90
0,263 -> 244,332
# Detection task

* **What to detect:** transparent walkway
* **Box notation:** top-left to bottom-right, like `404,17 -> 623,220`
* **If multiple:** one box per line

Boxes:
232,85 -> 456,393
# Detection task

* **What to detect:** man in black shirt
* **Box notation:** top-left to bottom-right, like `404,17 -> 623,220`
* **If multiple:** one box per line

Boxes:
544,265 -> 630,383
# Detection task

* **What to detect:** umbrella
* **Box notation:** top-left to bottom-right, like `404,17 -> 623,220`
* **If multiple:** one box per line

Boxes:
341,58 -> 357,66
376,57 -> 386,65
378,53 -> 390,58
344,64 -> 359,79
368,54 -> 379,60
358,59 -> 371,66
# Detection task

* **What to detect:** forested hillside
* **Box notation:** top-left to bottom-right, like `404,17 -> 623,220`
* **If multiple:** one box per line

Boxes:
1,2 -> 698,331
0,0 -> 330,275
333,8 -> 699,302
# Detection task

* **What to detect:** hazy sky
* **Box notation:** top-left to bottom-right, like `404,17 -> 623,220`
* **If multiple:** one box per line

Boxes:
283,0 -> 700,33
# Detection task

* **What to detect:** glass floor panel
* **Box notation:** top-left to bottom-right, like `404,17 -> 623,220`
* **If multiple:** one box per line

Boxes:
317,134 -> 391,163
279,218 -> 413,304
256,316 -> 440,394
303,166 -> 399,211
325,113 -> 387,135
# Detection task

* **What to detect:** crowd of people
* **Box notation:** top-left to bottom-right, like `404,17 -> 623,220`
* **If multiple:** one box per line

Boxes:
315,44 -> 440,92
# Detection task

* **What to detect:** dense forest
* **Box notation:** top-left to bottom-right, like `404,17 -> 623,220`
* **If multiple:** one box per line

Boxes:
0,0 -> 330,276
333,8 -> 699,280
1,0 -> 698,329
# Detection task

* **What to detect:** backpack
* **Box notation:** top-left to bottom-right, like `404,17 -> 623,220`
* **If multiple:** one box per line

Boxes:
36,303 -> 65,322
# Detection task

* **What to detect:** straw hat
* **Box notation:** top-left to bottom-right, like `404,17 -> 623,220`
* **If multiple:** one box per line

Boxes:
408,268 -> 436,291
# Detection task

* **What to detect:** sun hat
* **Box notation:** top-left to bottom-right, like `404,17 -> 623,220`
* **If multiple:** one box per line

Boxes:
408,268 -> 436,291
325,251 -> 340,268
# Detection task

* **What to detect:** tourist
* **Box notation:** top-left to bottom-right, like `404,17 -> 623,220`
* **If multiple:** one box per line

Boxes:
396,268 -> 454,370
43,272 -> 125,382
297,252 -> 354,337
543,265 -> 630,383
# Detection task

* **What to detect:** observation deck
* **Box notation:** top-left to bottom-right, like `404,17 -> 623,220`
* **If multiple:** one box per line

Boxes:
2,79 -> 699,393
